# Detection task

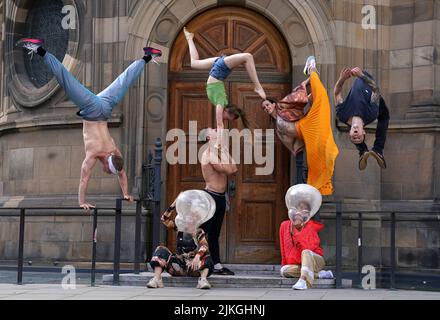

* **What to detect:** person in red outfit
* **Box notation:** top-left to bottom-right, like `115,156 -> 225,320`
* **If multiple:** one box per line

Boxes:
280,184 -> 333,290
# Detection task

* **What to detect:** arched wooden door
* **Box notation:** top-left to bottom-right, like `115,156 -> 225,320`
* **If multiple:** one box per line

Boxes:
168,7 -> 292,263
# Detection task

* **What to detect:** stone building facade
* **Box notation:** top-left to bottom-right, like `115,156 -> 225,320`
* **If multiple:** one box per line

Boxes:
0,0 -> 439,271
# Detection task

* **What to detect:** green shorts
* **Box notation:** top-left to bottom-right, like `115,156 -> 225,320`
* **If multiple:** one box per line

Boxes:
206,82 -> 228,107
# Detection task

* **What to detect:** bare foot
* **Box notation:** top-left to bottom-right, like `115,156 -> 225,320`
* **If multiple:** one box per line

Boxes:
255,86 -> 266,100
184,27 -> 194,41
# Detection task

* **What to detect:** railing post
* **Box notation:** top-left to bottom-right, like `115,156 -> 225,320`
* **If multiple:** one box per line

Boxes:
357,212 -> 363,288
390,212 -> 396,290
91,208 -> 98,287
17,208 -> 25,285
113,199 -> 122,286
335,202 -> 342,289
134,200 -> 142,274
151,138 -> 163,250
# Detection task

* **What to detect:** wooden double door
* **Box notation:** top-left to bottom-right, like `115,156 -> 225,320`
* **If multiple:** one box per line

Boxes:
167,7 -> 293,263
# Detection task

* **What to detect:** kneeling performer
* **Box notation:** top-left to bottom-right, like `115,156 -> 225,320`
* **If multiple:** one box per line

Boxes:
147,190 -> 216,290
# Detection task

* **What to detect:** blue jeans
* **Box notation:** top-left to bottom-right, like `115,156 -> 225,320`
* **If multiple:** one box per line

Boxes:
43,52 -> 146,121
208,56 -> 232,81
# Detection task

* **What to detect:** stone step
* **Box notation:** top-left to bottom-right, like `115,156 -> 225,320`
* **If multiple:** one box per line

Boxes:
102,272 -> 352,289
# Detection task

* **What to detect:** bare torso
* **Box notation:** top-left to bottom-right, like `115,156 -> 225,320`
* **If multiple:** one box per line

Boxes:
275,117 -> 304,156
201,150 -> 228,194
83,121 -> 119,159
276,117 -> 298,137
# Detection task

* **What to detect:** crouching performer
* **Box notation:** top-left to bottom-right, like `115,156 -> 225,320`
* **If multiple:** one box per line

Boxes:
280,184 -> 333,290
147,190 -> 216,290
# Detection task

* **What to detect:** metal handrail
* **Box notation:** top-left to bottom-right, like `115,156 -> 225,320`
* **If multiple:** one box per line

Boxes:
328,205 -> 440,290
0,205 -> 123,286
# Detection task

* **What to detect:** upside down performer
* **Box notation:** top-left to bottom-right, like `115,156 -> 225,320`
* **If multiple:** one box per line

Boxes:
334,67 -> 390,170
16,38 -> 162,210
183,27 -> 266,136
262,56 -> 339,195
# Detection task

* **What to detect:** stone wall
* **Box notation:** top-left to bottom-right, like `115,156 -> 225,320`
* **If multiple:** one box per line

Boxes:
1,127 -> 123,199
320,213 -> 440,271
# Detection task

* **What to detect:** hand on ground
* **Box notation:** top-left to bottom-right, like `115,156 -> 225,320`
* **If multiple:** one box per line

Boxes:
80,203 -> 96,211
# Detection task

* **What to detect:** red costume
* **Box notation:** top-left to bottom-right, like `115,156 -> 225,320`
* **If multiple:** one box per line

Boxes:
279,219 -> 324,266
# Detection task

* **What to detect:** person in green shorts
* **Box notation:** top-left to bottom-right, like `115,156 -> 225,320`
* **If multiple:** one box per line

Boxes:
184,27 -> 266,138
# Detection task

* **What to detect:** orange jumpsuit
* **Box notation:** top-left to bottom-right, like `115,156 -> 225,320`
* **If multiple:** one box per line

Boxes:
295,72 -> 339,195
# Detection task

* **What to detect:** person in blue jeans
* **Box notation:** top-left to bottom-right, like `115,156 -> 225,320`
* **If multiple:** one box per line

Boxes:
334,67 -> 390,171
16,38 -> 162,210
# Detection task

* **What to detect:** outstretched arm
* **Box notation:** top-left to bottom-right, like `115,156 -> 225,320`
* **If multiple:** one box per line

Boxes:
79,156 -> 98,210
334,67 -> 352,105
117,169 -> 133,202
351,67 -> 381,105
216,105 -> 225,131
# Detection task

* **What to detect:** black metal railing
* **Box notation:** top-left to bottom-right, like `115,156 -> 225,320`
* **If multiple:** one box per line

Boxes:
0,139 -> 163,287
321,204 -> 440,289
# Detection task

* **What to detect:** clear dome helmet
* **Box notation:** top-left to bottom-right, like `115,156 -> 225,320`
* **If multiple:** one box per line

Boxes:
285,184 -> 322,224
175,190 -> 216,234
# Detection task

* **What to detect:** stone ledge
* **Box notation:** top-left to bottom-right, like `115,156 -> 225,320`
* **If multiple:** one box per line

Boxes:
336,119 -> 440,133
0,195 -> 139,212
0,114 -> 123,136
102,272 -> 352,289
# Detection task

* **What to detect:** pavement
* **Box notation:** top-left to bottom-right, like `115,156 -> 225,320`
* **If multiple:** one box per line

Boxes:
0,283 -> 440,300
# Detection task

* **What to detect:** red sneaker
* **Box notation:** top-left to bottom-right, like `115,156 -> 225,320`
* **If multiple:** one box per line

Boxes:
16,38 -> 44,57
143,47 -> 162,58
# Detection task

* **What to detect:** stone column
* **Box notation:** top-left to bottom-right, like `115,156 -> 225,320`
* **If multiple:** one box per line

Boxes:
406,0 -> 440,121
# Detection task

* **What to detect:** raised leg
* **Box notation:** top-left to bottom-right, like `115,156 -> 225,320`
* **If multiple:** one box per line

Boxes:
372,98 -> 390,155
97,59 -> 146,108
184,28 -> 217,70
43,52 -> 98,110
223,53 -> 266,99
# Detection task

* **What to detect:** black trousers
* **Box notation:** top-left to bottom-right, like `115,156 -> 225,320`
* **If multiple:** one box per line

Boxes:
355,97 -> 390,155
200,189 -> 227,265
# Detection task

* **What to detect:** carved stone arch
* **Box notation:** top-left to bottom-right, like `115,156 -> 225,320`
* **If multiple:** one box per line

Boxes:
244,0 -> 336,83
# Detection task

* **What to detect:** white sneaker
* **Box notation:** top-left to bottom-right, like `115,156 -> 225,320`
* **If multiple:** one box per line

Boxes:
147,277 -> 164,288
197,277 -> 211,290
292,278 -> 308,290
318,270 -> 334,279
16,38 -> 43,59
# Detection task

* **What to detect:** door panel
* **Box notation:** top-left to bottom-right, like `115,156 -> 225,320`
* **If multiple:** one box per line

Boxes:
226,83 -> 291,263
167,7 -> 293,263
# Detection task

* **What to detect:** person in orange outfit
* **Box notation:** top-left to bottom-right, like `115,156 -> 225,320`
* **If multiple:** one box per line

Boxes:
279,184 -> 333,290
262,56 -> 339,195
